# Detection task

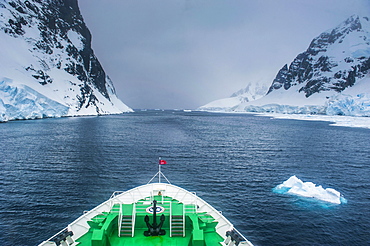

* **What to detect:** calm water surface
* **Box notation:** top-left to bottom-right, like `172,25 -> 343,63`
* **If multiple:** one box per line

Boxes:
0,111 -> 369,245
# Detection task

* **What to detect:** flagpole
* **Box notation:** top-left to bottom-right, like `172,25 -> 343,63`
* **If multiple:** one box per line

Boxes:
159,161 -> 161,184
158,157 -> 161,183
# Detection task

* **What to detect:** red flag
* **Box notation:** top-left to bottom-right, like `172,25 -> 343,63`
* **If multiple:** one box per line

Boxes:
159,160 -> 167,165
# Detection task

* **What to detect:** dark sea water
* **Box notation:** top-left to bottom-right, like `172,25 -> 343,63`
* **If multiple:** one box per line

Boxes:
1,110 -> 370,246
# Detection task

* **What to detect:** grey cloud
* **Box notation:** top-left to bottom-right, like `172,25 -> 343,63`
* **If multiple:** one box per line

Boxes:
78,0 -> 370,109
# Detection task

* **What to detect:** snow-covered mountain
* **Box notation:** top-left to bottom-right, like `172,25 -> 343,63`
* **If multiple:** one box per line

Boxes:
0,0 -> 132,122
198,82 -> 269,112
200,15 -> 370,116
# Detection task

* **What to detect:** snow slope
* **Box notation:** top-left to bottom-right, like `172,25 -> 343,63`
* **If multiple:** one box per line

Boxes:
0,0 -> 132,122
198,82 -> 269,112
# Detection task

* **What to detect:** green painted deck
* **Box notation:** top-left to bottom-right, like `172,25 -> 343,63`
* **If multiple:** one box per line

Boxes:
76,195 -> 224,246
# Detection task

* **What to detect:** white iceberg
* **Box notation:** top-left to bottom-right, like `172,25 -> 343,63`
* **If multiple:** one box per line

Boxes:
274,176 -> 346,205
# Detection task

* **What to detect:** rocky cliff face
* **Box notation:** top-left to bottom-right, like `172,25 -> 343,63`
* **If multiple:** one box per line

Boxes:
267,15 -> 370,98
0,0 -> 131,122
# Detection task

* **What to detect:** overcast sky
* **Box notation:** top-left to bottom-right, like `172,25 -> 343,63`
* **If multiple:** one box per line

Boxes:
78,0 -> 370,109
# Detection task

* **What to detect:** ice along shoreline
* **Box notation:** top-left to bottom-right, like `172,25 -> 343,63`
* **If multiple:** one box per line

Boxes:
197,110 -> 370,130
258,113 -> 370,129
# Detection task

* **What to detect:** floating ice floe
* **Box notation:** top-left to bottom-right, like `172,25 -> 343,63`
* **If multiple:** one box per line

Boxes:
273,176 -> 346,204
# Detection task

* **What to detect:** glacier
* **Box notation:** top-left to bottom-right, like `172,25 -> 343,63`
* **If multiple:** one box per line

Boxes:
236,91 -> 370,117
326,93 -> 370,116
273,176 -> 346,205
0,78 -> 69,122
